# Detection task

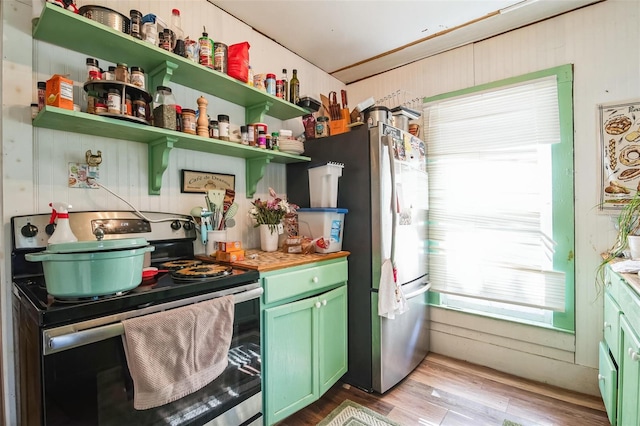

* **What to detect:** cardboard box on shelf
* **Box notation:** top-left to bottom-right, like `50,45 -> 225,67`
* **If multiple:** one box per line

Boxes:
45,74 -> 73,110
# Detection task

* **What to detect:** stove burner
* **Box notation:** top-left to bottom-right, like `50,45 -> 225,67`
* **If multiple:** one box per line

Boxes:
53,291 -> 129,304
172,264 -> 232,279
160,259 -> 203,270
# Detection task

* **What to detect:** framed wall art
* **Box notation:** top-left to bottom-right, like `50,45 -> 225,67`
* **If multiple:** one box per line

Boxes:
599,99 -> 640,210
180,170 -> 235,194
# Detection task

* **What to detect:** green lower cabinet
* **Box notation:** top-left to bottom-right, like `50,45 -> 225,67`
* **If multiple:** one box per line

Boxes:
264,285 -> 347,425
619,315 -> 640,426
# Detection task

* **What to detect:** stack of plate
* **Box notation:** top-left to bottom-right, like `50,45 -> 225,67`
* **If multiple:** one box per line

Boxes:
279,138 -> 304,155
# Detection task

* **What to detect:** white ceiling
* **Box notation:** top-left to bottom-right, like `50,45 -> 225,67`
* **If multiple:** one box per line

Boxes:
208,0 -> 602,84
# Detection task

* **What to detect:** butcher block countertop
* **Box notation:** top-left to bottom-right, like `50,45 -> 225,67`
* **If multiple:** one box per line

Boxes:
197,250 -> 350,272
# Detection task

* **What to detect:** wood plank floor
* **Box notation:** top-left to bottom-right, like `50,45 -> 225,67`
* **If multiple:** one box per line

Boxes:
276,353 -> 610,425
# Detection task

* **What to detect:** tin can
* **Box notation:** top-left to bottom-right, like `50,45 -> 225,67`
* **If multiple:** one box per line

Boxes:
265,73 -> 276,96
213,42 -> 228,74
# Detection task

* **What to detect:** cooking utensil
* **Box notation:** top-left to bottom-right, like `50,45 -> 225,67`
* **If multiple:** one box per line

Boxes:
142,267 -> 169,279
341,90 -> 348,110
320,93 -> 332,118
25,238 -> 154,298
220,202 -> 239,229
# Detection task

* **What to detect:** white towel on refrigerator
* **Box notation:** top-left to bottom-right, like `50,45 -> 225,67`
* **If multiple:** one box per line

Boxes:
378,258 -> 408,319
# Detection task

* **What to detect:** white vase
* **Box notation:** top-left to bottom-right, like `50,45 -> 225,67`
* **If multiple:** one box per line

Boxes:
260,224 -> 279,252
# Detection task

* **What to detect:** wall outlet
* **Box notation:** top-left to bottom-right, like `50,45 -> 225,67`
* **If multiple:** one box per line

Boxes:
68,162 -> 99,188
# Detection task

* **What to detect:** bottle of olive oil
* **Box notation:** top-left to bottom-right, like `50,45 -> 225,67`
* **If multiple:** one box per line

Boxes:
289,69 -> 300,104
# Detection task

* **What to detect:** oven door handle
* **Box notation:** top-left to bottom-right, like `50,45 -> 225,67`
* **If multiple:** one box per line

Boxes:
43,286 -> 263,356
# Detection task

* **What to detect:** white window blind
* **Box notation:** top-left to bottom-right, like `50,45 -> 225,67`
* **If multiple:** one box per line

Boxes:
425,76 -> 566,311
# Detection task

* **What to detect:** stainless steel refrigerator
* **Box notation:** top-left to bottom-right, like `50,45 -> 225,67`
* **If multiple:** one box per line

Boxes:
286,123 -> 430,393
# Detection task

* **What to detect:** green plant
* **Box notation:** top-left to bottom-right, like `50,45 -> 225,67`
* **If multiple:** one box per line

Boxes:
596,190 -> 640,286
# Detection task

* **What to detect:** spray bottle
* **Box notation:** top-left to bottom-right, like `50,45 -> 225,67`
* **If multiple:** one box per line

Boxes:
48,202 -> 78,244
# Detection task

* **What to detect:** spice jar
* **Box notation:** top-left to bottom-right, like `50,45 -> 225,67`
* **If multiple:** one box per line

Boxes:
104,66 -> 116,81
152,86 -> 177,130
31,103 -> 39,120
124,94 -> 132,116
258,130 -> 267,148
133,96 -> 147,120
86,91 -> 99,114
181,108 -> 197,134
315,116 -> 330,138
86,58 -> 100,81
175,105 -> 182,132
218,114 -> 230,141
271,132 -> 279,151
37,81 -> 46,111
209,120 -> 219,138
107,88 -> 121,114
130,9 -> 143,39
241,125 -> 249,145
115,63 -> 129,83
130,66 -> 145,89
247,124 -> 255,146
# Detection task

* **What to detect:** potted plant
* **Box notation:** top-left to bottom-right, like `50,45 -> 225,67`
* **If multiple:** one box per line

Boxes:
249,188 -> 298,252
597,190 -> 640,284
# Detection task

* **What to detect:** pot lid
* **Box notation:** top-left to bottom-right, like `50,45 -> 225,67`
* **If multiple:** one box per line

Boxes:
365,106 -> 390,112
46,237 -> 150,254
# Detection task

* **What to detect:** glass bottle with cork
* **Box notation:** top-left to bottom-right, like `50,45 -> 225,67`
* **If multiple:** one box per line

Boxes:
289,69 -> 300,104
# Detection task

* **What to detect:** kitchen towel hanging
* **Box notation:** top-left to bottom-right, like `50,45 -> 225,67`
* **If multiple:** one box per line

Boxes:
121,295 -> 235,410
378,258 -> 408,319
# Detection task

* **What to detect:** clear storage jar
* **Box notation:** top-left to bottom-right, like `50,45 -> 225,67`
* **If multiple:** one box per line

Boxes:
152,86 -> 177,130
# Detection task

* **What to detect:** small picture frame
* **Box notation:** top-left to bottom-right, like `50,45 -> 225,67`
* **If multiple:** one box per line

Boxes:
181,170 -> 235,194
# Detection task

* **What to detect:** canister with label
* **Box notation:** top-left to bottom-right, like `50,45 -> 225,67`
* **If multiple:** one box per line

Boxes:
182,108 -> 197,134
265,73 -> 276,96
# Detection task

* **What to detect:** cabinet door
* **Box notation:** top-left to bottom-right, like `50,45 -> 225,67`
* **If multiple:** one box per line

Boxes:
599,341 -> 618,426
264,295 -> 317,425
604,291 -> 622,364
317,285 -> 348,395
618,315 -> 640,426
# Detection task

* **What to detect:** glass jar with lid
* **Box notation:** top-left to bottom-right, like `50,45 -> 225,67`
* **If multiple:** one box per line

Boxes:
152,86 -> 177,130
115,63 -> 129,83
130,66 -> 145,89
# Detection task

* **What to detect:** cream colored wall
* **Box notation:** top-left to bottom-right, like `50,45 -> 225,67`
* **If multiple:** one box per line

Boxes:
0,0 -> 345,422
347,0 -> 640,396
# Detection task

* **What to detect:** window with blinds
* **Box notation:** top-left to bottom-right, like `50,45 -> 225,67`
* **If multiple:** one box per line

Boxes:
424,66 -> 574,329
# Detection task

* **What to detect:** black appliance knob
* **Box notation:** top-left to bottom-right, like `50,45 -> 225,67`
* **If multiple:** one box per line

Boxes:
170,220 -> 182,230
20,223 -> 38,238
183,221 -> 194,231
45,223 -> 56,236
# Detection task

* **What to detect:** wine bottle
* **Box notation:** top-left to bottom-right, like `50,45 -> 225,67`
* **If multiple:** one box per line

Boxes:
289,69 -> 300,105
281,68 -> 289,102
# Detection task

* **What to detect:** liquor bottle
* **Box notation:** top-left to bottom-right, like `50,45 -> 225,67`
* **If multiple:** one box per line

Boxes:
281,68 -> 289,102
289,69 -> 300,105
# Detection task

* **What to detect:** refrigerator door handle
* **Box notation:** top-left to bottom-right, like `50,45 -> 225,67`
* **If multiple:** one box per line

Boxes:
403,282 -> 431,300
383,135 -> 397,264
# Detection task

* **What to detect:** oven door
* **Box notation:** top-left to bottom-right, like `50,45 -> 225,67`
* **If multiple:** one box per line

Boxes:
40,284 -> 263,426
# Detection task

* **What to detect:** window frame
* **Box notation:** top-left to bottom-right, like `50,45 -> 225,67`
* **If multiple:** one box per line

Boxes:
425,64 -> 575,332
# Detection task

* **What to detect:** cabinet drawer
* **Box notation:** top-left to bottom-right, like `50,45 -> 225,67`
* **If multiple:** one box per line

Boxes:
604,292 -> 622,362
263,260 -> 348,305
598,341 -> 618,426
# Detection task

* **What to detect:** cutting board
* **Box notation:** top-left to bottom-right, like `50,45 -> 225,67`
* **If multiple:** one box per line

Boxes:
197,250 -> 349,272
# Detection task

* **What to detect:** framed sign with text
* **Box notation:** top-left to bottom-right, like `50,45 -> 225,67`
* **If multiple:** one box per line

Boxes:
180,170 -> 235,194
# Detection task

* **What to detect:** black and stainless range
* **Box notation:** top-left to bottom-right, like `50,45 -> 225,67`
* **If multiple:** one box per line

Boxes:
11,211 -> 263,426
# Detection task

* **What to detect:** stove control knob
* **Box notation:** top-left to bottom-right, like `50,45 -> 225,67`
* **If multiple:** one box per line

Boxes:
21,223 -> 38,238
183,221 -> 194,231
45,223 -> 56,236
171,220 -> 182,230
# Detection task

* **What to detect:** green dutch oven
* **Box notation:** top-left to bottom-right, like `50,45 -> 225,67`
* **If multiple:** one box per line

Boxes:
25,238 -> 155,298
